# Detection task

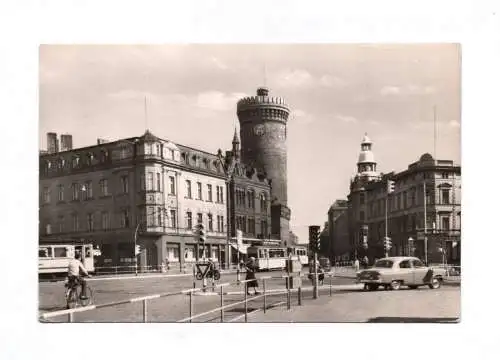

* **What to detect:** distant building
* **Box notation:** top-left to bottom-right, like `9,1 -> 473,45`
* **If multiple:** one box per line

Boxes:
347,134 -> 461,265
327,200 -> 350,262
60,134 -> 73,152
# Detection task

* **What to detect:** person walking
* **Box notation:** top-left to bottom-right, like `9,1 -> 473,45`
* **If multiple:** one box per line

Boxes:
244,257 -> 260,295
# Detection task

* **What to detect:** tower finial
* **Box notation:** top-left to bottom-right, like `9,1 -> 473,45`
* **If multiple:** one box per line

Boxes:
232,126 -> 239,144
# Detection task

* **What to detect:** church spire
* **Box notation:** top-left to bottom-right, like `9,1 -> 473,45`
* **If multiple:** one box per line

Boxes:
232,127 -> 240,160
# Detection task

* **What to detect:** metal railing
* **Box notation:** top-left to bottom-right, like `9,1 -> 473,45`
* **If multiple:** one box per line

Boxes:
39,268 -> 357,323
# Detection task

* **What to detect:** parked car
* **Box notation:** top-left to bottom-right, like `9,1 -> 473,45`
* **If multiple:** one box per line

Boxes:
356,256 -> 446,291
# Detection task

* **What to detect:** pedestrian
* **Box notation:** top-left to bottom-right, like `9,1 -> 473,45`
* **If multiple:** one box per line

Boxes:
354,258 -> 360,272
363,256 -> 369,269
244,257 -> 260,295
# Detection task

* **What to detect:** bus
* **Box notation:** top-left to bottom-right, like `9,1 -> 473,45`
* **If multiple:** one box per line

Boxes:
288,247 -> 308,266
247,246 -> 287,271
39,243 -> 95,278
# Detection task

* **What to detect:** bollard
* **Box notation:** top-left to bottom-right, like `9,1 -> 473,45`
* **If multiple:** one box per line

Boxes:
244,283 -> 248,323
202,276 -> 207,293
329,274 -> 332,297
143,299 -> 148,322
189,291 -> 193,323
212,275 -> 215,291
220,285 -> 224,323
236,267 -> 241,284
298,286 -> 302,306
68,312 -> 74,323
263,278 -> 267,313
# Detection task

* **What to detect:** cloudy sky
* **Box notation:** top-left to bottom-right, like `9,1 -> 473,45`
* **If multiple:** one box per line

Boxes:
39,44 -> 461,242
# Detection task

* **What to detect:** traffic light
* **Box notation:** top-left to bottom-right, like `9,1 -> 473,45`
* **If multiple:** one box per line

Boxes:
309,225 -> 321,253
387,180 -> 395,194
384,236 -> 392,250
197,223 -> 206,243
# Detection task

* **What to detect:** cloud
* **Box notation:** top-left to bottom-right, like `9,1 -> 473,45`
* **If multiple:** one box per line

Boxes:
210,56 -> 228,70
292,109 -> 314,124
334,114 -> 358,123
274,68 -> 314,88
380,86 -> 402,95
195,91 -> 247,112
380,84 -> 436,96
319,75 -> 346,88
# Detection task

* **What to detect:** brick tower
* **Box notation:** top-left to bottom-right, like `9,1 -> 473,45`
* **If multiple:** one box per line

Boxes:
237,87 -> 291,245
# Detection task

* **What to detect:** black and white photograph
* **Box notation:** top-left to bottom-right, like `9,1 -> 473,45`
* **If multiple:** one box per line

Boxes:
37,44 -> 461,323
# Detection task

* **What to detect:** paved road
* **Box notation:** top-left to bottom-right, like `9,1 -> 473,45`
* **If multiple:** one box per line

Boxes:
38,271 -> 354,322
250,286 -> 461,323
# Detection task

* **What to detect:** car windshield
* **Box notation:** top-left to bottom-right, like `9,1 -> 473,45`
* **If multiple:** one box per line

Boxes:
374,259 -> 394,268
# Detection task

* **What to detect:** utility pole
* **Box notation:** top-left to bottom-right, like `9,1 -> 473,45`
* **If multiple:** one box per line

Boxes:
424,181 -> 428,265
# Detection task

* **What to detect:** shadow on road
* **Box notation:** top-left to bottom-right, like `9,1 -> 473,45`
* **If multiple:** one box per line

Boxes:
367,317 -> 459,323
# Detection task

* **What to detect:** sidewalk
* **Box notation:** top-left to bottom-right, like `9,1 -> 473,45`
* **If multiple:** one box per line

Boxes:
249,285 -> 460,323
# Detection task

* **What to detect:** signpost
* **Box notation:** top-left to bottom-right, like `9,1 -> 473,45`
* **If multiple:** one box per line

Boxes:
236,230 -> 242,283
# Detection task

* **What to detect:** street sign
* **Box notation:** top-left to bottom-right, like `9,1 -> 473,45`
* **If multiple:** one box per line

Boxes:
195,263 -> 211,279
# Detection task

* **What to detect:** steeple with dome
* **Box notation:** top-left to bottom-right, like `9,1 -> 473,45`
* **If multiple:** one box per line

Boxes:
356,133 -> 379,180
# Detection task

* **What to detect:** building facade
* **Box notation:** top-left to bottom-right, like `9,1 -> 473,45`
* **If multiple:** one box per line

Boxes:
326,200 -> 350,262
222,129 -> 274,262
347,135 -> 461,265
39,130 -> 229,270
237,87 -> 291,245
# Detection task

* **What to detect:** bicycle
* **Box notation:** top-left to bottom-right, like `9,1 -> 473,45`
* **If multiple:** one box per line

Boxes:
65,276 -> 94,309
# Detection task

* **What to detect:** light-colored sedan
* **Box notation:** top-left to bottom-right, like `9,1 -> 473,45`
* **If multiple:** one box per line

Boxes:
356,256 -> 446,291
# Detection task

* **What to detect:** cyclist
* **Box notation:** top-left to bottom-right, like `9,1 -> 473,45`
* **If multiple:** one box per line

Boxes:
67,251 -> 91,299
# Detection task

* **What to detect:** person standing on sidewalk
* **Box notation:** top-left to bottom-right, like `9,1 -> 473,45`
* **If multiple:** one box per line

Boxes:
354,258 -> 360,272
244,257 -> 260,295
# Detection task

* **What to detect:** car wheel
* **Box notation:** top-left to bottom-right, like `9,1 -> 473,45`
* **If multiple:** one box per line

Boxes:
428,277 -> 442,289
390,280 -> 402,290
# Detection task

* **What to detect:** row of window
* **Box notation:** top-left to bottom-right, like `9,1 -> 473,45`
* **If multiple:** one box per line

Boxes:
44,209 -> 130,234
167,244 -> 221,262
234,189 -> 268,210
364,213 -> 460,238
360,188 -> 455,218
185,180 -> 224,203
235,215 -> 268,237
185,211 -> 225,232
42,180 -> 112,203
43,207 -> 231,235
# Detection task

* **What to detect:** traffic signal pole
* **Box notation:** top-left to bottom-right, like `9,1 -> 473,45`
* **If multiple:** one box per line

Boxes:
313,252 -> 319,299
385,195 -> 389,258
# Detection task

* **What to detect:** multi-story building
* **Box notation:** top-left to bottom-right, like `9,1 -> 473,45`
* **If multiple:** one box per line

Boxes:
325,199 -> 350,262
347,135 -> 461,265
222,129 -> 273,262
39,130 -> 228,270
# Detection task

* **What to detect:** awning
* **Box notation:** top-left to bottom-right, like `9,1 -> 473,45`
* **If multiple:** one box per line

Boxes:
231,243 -> 250,254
